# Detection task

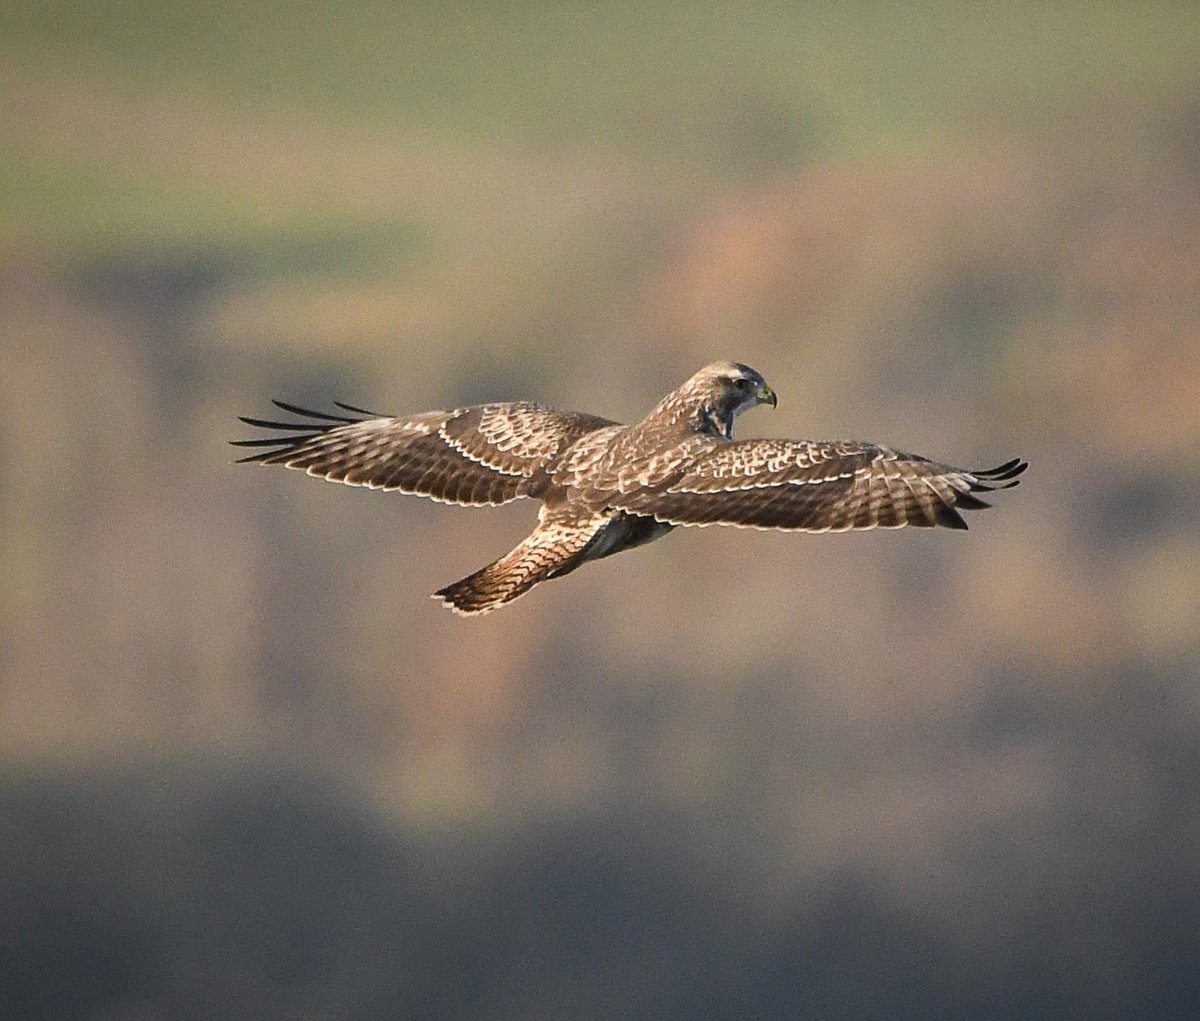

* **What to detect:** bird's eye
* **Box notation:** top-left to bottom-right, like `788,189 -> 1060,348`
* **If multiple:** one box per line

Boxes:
733,377 -> 750,390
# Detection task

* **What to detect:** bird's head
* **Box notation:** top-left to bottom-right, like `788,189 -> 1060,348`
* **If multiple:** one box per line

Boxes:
680,361 -> 776,438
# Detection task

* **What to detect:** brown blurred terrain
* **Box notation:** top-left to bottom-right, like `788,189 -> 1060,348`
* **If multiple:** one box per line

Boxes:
2,4 -> 1199,1018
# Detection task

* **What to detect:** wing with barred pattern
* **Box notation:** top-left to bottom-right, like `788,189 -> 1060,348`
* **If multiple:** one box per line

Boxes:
232,400 -> 617,506
607,438 -> 1027,531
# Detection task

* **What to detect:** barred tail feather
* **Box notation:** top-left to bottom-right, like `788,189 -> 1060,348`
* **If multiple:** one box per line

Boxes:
432,518 -> 601,616
433,558 -> 545,616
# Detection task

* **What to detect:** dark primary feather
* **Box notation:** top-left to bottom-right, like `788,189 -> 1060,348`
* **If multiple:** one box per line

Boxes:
332,401 -> 384,417
969,458 -> 1027,486
232,402 -> 371,462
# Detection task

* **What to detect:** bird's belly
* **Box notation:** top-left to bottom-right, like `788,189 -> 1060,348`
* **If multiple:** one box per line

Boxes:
586,513 -> 674,562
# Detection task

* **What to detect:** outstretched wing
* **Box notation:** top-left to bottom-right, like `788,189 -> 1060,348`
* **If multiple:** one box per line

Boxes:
232,400 -> 616,506
609,438 -> 1026,531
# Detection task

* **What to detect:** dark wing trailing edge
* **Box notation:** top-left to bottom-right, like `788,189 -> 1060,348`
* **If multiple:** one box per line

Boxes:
608,438 -> 1027,532
232,400 -> 616,507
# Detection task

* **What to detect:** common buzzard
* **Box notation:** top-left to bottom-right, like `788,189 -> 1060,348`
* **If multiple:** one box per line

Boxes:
234,362 -> 1026,615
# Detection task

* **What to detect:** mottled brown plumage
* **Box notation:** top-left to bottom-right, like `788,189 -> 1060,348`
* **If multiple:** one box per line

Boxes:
234,362 -> 1026,615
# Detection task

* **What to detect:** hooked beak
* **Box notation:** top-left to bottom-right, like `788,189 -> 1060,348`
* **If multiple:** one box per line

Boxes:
756,383 -> 777,409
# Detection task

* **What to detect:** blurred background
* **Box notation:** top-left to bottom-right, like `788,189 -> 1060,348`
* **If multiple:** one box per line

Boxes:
2,3 -> 1199,1018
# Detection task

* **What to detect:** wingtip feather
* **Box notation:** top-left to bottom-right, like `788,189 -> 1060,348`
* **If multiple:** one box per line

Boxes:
269,399 -> 357,423
974,458 -> 1028,481
333,400 -> 383,417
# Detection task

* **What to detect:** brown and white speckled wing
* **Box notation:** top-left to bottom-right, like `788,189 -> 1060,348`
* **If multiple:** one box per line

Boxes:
232,400 -> 616,506
607,439 -> 1026,531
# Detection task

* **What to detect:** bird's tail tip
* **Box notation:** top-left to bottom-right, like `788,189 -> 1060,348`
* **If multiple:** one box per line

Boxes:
430,586 -> 500,617
432,568 -> 531,617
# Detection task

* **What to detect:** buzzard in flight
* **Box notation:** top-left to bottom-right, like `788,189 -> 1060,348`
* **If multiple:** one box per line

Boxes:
234,362 -> 1026,615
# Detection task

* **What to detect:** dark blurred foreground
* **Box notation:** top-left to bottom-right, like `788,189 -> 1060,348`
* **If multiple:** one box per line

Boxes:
4,746 -> 1197,1021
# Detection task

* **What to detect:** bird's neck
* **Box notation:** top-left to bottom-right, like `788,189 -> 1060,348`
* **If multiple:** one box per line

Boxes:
641,395 -> 734,439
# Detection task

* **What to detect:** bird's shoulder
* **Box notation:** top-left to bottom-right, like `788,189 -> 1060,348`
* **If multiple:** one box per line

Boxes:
558,418 -> 720,497
546,422 -> 628,486
436,402 -> 618,471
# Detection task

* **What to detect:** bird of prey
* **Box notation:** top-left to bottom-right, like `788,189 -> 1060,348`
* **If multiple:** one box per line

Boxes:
234,362 -> 1026,615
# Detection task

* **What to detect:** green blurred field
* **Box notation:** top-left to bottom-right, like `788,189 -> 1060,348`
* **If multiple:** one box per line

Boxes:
6,2 -> 1200,245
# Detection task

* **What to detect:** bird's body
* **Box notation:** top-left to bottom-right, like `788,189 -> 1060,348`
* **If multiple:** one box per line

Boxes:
234,362 -> 1026,615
